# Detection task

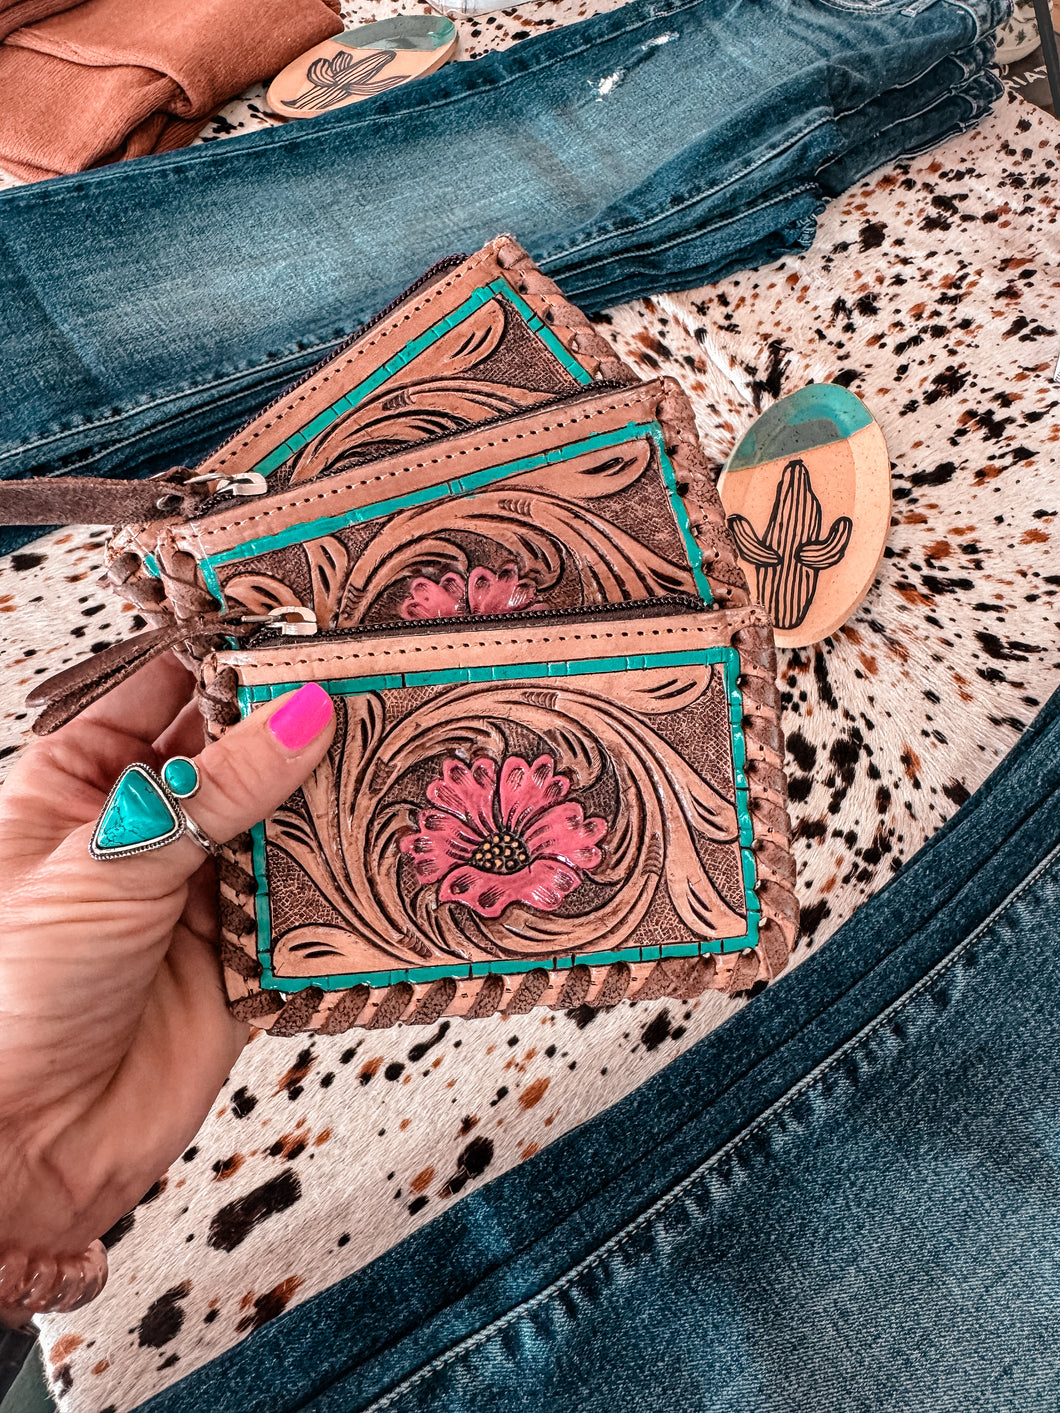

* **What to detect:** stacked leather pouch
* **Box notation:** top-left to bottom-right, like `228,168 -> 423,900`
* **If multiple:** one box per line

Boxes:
2,236 -> 799,1034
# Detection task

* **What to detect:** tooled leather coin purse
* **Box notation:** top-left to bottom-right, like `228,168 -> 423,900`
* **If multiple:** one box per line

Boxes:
3,236 -> 799,1034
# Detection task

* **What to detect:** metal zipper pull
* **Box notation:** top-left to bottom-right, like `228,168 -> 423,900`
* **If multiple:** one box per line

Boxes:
240,605 -> 319,637
183,470 -> 269,498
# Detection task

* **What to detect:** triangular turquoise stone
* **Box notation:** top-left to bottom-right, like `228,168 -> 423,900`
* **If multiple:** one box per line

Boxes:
93,767 -> 179,853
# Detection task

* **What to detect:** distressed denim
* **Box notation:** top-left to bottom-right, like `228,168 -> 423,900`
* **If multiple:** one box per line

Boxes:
0,0 -> 1006,554
135,684 -> 1060,1411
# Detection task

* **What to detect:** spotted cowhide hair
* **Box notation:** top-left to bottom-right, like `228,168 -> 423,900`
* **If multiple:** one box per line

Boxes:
0,76 -> 1055,1413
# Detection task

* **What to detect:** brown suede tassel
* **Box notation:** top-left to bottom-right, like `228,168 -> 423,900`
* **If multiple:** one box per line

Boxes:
27,616 -> 254,735
0,474 -> 195,525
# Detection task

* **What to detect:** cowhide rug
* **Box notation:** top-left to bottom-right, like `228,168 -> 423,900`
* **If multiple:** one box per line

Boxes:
0,30 -> 1055,1410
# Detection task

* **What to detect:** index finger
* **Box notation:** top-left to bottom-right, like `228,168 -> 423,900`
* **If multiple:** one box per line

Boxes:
4,652 -> 196,838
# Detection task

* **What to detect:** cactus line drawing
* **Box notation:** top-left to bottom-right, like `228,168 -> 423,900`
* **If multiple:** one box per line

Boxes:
727,457 -> 853,632
281,49 -> 408,111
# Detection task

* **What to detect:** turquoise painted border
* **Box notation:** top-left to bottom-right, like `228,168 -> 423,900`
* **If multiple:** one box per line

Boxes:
198,421 -> 713,610
251,278 -> 594,479
242,647 -> 759,994
141,278 -> 591,585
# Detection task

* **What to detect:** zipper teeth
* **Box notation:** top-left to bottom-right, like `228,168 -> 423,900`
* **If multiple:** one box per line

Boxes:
194,377 -> 635,520
183,253 -> 470,511
249,593 -> 707,648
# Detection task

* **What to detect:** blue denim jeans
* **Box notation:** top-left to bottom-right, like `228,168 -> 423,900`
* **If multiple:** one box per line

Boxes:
0,0 -> 1005,556
134,682 -> 1060,1411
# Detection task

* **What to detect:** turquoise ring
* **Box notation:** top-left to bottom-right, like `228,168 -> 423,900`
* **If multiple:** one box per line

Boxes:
89,758 -> 220,862
161,756 -> 200,799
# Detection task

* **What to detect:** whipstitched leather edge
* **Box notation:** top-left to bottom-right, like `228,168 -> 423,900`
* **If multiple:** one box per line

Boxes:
106,379 -> 750,673
201,605 -> 798,1035
492,237 -> 636,389
656,377 -> 750,609
101,236 -> 635,630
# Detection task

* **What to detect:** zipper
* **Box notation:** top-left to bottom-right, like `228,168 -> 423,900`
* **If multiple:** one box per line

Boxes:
178,254 -> 470,515
28,595 -> 708,735
189,378 -> 635,520
247,593 -> 710,646
182,470 -> 268,497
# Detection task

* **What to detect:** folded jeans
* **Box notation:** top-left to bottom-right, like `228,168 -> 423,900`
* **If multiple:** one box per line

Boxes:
543,32 -> 999,282
0,0 -> 1009,556
558,62 -> 1002,308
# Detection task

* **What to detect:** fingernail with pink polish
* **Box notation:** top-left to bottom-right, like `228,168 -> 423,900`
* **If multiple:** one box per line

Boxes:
268,683 -> 334,752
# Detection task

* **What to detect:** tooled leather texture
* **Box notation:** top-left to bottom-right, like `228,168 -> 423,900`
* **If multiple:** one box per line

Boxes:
194,235 -> 636,493
165,379 -> 748,634
200,606 -> 798,1034
102,236 -> 635,630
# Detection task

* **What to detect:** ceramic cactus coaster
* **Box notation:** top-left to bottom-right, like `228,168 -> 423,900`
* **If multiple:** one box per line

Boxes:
267,15 -> 457,118
717,384 -> 890,649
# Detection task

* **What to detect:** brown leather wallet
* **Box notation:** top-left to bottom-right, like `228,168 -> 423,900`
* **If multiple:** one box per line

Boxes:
150,377 -> 747,636
5,235 -> 799,1030
201,601 -> 797,1034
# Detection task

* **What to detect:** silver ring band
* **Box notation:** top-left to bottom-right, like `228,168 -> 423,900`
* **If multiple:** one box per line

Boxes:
181,810 -> 223,858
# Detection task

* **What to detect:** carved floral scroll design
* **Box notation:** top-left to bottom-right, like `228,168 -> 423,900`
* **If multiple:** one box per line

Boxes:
398,754 -> 609,917
223,438 -> 697,629
267,666 -> 748,978
284,300 -> 545,484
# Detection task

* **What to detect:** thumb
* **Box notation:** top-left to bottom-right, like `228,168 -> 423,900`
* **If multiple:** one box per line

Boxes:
96,682 -> 335,889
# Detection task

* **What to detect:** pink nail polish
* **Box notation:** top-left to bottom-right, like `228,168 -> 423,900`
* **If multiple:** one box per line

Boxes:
268,683 -> 333,751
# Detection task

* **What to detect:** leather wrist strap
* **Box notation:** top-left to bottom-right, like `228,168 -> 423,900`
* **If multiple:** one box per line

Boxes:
0,474 -> 196,525
28,615 -> 256,736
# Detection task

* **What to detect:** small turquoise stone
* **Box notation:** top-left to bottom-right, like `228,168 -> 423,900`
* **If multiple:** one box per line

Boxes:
93,767 -> 179,853
162,757 -> 199,798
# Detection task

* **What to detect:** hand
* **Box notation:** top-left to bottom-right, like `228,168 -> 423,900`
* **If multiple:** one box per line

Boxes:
0,656 -> 334,1273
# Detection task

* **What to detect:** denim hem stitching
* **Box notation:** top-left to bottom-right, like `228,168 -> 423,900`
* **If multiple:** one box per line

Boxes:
356,836 -> 1060,1413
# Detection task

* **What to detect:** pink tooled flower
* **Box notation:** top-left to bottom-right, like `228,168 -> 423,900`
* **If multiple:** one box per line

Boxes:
400,563 -> 543,620
399,755 -> 608,918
